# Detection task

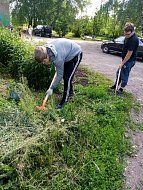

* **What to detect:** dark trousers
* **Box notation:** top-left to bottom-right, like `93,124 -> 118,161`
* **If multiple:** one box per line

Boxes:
116,60 -> 135,88
60,52 -> 83,104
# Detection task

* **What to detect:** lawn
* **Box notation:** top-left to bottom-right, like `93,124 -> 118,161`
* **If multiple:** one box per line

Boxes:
0,68 -> 134,190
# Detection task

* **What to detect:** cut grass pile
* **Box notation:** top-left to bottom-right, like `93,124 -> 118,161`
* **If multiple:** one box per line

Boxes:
0,69 -> 134,190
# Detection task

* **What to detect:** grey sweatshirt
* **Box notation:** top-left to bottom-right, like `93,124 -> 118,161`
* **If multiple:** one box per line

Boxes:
44,38 -> 82,89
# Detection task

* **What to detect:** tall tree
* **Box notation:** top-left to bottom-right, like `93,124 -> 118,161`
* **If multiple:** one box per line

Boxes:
93,0 -> 142,37
11,0 -> 90,30
123,0 -> 142,34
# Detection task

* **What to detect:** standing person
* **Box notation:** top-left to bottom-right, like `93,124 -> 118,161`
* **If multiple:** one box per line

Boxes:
110,22 -> 139,95
8,23 -> 13,32
34,38 -> 83,109
28,25 -> 33,40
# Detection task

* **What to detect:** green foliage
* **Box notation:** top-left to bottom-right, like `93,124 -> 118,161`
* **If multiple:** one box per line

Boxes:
11,0 -> 90,36
0,29 -> 54,90
0,29 -> 30,77
118,0 -> 142,34
0,69 -> 135,190
10,0 -> 142,38
0,163 -> 16,185
93,0 -> 142,38
53,1 -> 76,37
22,58 -> 55,90
71,16 -> 94,37
69,0 -> 142,39
65,32 -> 75,38
70,0 -> 142,39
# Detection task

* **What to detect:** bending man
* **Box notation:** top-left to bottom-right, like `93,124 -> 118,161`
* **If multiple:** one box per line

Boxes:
35,38 -> 83,109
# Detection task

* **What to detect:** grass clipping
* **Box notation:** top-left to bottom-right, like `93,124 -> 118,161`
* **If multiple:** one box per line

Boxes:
0,70 -> 134,190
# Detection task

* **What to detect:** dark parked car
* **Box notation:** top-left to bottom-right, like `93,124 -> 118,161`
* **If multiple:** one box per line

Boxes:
33,25 -> 52,37
101,36 -> 143,60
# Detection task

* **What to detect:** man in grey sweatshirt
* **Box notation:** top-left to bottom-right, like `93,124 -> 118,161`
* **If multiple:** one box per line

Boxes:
35,38 -> 83,109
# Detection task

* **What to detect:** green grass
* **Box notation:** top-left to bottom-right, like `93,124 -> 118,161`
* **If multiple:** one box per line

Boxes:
0,68 -> 134,190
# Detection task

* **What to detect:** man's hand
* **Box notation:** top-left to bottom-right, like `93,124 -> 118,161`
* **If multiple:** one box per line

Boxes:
119,61 -> 124,69
120,50 -> 133,69
46,88 -> 53,96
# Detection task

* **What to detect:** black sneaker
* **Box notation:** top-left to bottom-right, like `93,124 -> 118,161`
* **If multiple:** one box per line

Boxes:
56,102 -> 65,110
117,88 -> 123,96
69,91 -> 74,97
110,84 -> 116,90
108,84 -> 116,92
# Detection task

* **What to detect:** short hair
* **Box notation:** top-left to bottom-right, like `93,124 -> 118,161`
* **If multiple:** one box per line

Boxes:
124,22 -> 135,33
35,46 -> 47,62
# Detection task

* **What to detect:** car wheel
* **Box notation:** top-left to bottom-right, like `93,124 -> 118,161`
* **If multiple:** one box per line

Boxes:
102,45 -> 109,53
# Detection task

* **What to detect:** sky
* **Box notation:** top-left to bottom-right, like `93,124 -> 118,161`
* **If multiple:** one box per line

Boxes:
79,0 -> 106,17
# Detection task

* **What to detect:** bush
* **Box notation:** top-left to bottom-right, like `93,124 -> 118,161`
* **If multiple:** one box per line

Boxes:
51,30 -> 58,37
0,29 -> 54,90
0,29 -> 30,77
65,32 -> 75,38
22,59 -> 55,90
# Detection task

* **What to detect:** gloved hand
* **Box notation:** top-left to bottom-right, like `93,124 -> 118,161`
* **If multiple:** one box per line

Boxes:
46,88 -> 53,96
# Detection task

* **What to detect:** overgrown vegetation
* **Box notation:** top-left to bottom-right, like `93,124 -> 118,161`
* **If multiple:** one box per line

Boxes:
0,29 -> 54,90
0,68 -> 134,189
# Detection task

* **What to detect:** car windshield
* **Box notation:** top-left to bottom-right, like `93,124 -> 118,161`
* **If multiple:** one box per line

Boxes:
139,40 -> 143,46
36,25 -> 43,29
115,36 -> 125,43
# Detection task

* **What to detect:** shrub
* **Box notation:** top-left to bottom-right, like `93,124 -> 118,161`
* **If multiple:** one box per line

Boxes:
0,29 -> 30,78
0,29 -> 54,90
65,32 -> 75,38
22,59 -> 55,90
52,30 -> 58,37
